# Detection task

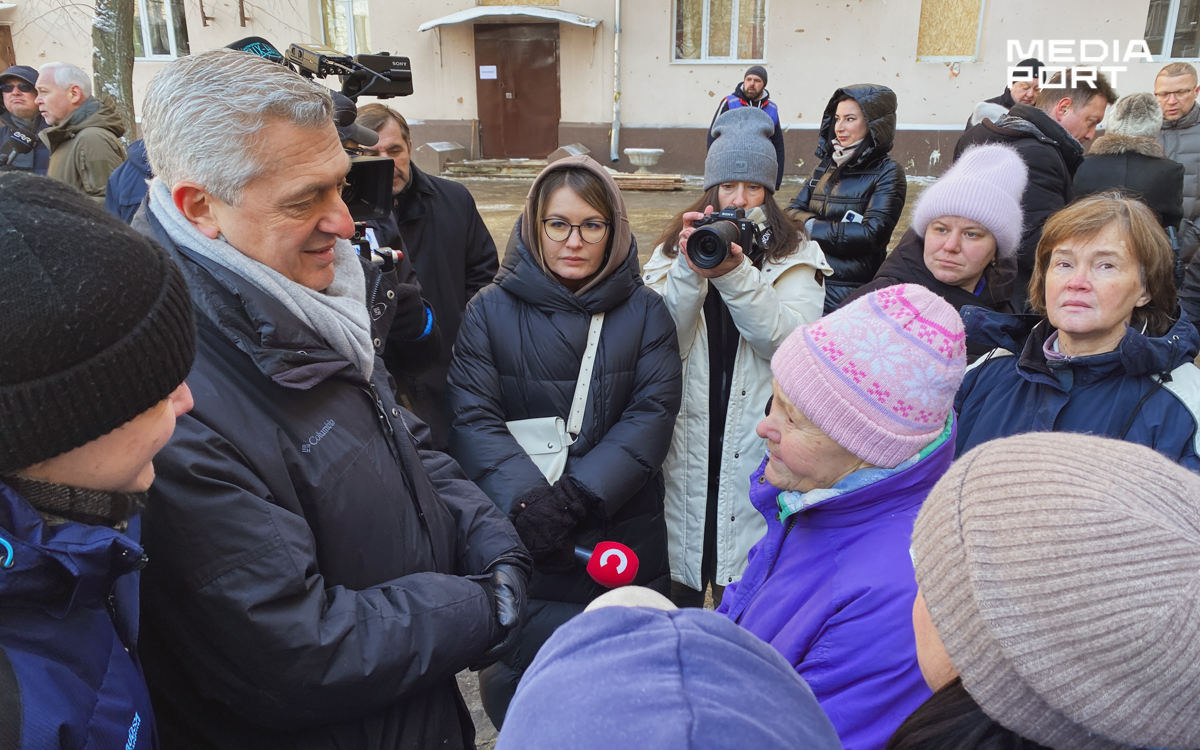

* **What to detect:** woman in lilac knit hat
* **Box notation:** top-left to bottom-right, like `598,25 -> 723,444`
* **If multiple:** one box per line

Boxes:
718,283 -> 967,750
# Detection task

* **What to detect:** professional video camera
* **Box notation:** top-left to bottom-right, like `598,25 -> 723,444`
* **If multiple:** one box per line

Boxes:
689,207 -> 761,269
287,42 -> 414,269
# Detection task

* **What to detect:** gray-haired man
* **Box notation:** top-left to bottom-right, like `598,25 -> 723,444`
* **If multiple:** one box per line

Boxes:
133,47 -> 529,749
35,62 -> 125,198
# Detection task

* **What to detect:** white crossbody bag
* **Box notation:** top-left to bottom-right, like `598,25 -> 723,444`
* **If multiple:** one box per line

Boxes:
505,312 -> 605,483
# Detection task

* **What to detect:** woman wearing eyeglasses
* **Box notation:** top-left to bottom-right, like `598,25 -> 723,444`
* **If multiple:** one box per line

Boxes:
445,155 -> 682,727
0,65 -> 50,174
643,107 -> 830,609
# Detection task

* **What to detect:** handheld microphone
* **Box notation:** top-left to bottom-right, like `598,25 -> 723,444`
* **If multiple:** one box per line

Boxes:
574,542 -> 639,589
2,130 -> 35,166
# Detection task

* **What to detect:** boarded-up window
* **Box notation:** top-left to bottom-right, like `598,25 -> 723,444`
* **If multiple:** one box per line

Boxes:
675,0 -> 767,61
916,0 -> 985,61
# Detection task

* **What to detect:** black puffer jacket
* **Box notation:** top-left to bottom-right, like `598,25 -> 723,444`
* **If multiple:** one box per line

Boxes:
133,208 -> 528,750
447,228 -> 681,590
956,104 -> 1085,310
787,84 -> 907,312
1074,133 -> 1184,230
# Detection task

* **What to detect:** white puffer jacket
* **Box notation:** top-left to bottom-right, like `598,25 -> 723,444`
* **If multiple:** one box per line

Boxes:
643,238 -> 830,589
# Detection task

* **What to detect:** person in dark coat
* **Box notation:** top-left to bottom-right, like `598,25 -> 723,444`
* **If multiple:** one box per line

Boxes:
1074,92 -> 1184,233
0,65 -> 50,173
963,57 -> 1043,131
105,138 -> 152,224
1156,62 -> 1200,263
956,69 -> 1117,311
358,103 -> 499,451
707,65 -> 785,191
955,193 -> 1200,473
445,155 -> 683,727
496,587 -> 843,750
0,173 -> 196,750
787,84 -> 907,312
843,144 -> 1027,361
134,48 -> 531,750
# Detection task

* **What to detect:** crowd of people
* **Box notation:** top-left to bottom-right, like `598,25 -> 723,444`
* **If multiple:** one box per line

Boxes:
2,43 -> 1200,750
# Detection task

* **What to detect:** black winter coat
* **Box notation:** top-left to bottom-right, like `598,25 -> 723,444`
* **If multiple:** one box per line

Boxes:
963,88 -> 1015,131
840,228 -> 1015,361
1073,133 -> 1185,230
956,104 -> 1085,310
371,164 -> 499,450
133,209 -> 528,750
787,84 -> 907,312
446,220 -> 681,646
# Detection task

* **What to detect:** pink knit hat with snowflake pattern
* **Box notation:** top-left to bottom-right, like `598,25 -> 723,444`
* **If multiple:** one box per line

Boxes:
771,284 -> 967,468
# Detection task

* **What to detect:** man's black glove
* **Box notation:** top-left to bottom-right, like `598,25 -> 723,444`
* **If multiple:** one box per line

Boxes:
512,478 -> 594,574
389,283 -> 431,341
472,560 -> 529,671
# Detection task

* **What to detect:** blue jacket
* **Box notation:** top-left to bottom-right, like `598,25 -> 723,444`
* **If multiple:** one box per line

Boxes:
105,139 -> 152,224
0,481 -> 156,749
718,429 -> 955,750
0,110 -> 50,175
955,306 -> 1200,472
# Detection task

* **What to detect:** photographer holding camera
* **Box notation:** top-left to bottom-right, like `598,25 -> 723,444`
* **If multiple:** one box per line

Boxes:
644,107 -> 830,608
132,48 -> 530,749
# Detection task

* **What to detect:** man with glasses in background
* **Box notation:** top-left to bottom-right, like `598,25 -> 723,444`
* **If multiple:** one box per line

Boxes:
0,66 -> 49,173
1158,62 -> 1200,265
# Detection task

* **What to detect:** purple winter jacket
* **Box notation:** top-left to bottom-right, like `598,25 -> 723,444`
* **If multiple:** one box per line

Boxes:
717,432 -> 955,750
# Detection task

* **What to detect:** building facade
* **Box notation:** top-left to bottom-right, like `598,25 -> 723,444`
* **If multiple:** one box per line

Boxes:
0,0 -> 1177,176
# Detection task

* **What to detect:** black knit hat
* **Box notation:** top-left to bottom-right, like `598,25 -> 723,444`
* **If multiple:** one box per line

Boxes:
744,65 -> 768,86
0,173 -> 195,473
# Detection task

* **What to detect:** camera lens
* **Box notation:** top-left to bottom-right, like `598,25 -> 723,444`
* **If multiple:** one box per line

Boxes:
689,221 -> 740,269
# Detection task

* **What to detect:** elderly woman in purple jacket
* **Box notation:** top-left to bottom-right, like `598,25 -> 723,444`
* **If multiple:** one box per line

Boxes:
718,284 -> 967,750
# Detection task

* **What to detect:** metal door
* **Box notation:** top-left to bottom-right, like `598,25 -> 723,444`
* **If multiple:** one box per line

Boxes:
474,23 -> 561,159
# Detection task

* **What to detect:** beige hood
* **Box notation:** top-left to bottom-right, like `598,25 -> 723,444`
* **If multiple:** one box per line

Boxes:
520,154 -> 633,297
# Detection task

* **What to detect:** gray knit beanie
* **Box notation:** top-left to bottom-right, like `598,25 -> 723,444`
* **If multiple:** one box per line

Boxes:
913,432 -> 1200,750
705,107 -> 778,191
1106,92 -> 1163,140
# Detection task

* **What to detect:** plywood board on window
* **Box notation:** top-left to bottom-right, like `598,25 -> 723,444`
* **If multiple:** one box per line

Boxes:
916,0 -> 983,59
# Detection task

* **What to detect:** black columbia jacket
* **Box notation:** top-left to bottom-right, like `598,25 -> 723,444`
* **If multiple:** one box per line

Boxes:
133,208 -> 528,749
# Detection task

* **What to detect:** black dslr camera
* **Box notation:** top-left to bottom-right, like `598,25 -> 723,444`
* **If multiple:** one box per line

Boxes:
689,208 -> 759,269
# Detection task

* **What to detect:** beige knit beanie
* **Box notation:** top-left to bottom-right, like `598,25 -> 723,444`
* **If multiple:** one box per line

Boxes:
912,432 -> 1200,750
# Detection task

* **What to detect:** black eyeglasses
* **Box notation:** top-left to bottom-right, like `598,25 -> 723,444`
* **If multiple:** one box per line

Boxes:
542,218 -> 610,244
0,82 -> 34,94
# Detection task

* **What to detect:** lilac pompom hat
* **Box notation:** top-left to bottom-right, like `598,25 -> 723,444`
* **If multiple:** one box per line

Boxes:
771,284 -> 967,468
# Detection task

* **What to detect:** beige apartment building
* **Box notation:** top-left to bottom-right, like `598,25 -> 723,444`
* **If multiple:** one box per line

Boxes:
0,0 -> 1181,176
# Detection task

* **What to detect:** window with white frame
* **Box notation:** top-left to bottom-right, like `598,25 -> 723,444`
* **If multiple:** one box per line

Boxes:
915,0 -> 986,63
1147,0 -> 1200,60
322,0 -> 372,56
133,0 -> 190,60
674,0 -> 766,62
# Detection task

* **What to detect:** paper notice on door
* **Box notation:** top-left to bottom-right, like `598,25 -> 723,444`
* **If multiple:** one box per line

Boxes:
479,65 -> 497,80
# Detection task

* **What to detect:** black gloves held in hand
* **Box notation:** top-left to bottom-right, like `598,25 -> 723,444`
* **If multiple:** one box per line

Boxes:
512,478 -> 595,575
472,560 -> 529,671
388,283 -> 432,342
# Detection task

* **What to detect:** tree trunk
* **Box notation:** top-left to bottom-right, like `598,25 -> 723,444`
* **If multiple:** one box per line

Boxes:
92,0 -> 136,142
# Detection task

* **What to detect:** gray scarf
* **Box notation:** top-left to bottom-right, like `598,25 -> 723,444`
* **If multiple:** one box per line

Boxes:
148,179 -> 374,379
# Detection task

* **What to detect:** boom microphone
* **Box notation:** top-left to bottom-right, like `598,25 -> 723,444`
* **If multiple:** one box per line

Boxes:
574,542 -> 639,589
2,130 -> 35,166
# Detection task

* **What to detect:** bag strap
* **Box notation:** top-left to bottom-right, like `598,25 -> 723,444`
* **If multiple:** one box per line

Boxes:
567,312 -> 605,438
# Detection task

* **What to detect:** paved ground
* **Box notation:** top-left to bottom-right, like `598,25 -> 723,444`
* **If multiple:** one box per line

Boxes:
451,173 -> 931,749
458,174 -> 929,268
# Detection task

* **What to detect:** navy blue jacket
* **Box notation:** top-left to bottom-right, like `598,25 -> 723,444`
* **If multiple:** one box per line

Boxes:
0,481 -> 156,749
0,111 -> 50,175
955,306 -> 1200,472
105,139 -> 151,224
